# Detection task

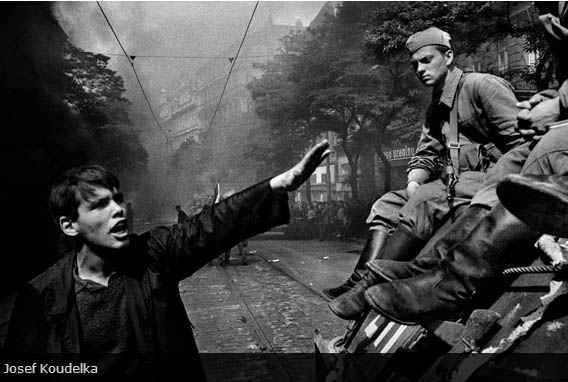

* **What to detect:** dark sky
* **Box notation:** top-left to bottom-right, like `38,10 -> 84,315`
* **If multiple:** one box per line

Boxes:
53,1 -> 324,132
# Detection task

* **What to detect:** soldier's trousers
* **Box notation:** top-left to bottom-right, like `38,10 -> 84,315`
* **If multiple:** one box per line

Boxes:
366,127 -> 568,244
472,127 -> 568,207
366,171 -> 488,241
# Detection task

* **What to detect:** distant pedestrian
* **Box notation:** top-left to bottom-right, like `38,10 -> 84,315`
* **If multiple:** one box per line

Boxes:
175,204 -> 188,226
218,190 -> 249,266
336,201 -> 350,239
221,240 -> 249,266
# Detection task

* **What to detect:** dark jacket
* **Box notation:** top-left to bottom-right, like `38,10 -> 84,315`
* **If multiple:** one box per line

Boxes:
4,180 -> 289,381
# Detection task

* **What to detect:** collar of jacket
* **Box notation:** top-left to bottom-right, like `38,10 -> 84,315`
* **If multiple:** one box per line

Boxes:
44,253 -> 76,317
437,66 -> 464,109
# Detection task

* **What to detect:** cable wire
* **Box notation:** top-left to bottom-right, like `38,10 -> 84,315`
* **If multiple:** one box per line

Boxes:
207,1 -> 259,130
96,1 -> 167,139
97,48 -> 368,60
102,53 -> 274,60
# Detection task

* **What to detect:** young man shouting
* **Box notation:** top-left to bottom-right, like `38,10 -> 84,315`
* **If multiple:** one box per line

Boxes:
5,141 -> 329,380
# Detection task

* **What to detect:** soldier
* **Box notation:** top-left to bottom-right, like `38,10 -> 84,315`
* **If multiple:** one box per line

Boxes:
326,27 -> 524,312
333,3 -> 568,325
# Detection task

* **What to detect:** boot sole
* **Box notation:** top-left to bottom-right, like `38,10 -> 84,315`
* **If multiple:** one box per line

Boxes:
364,290 -> 421,326
498,176 -> 568,237
322,284 -> 354,300
322,288 -> 341,300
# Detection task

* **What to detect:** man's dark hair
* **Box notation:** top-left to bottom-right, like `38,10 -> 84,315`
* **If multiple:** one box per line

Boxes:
49,165 -> 119,223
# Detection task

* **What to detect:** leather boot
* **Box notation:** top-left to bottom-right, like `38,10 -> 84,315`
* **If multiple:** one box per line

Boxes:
322,228 -> 389,299
368,206 -> 490,281
328,268 -> 387,320
364,204 -> 541,325
338,225 -> 425,288
374,225 -> 426,261
498,174 -> 568,237
325,207 -> 483,320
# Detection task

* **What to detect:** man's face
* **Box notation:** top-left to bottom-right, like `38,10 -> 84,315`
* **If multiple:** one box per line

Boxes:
410,45 -> 452,88
73,186 -> 130,250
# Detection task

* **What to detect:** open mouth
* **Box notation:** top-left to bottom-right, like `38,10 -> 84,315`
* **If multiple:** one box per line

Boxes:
110,221 -> 128,237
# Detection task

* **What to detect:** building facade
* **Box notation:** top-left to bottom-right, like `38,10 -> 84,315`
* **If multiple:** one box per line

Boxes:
158,16 -> 306,194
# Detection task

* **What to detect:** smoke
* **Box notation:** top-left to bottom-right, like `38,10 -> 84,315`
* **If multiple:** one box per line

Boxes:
50,1 -> 324,221
52,2 -> 324,124
0,3 -> 99,290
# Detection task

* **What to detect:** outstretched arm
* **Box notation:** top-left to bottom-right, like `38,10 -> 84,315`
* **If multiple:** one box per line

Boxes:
147,140 -> 331,279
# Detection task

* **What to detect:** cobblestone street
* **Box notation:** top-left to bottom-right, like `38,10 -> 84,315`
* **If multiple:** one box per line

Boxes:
179,239 -> 363,381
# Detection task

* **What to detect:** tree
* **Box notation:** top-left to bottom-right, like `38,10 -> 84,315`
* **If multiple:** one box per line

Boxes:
338,1 -> 551,191
250,4 -> 428,198
63,41 -> 148,179
247,31 -> 323,201
248,32 -> 318,173
364,2 -> 551,91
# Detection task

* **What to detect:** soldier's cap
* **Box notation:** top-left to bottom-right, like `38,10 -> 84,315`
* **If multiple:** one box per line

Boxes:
406,27 -> 451,55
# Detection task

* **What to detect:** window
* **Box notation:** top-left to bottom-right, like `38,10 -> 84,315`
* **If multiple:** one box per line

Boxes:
321,173 -> 327,184
497,49 -> 509,72
523,50 -> 538,67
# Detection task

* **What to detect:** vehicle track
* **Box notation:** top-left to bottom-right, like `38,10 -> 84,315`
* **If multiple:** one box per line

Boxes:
217,263 -> 295,382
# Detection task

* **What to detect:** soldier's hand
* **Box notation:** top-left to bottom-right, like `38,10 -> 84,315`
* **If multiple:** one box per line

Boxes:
406,181 -> 420,196
516,93 -> 547,111
516,97 -> 561,141
270,140 -> 331,193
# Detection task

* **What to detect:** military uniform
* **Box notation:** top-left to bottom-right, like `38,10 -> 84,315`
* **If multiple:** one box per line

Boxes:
367,66 -> 523,241
323,28 -> 524,301
360,2 -> 568,328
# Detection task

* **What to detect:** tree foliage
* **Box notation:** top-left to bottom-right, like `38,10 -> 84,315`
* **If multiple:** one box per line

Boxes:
63,41 -> 148,176
249,4 -> 427,196
364,1 -> 552,90
247,31 -> 317,170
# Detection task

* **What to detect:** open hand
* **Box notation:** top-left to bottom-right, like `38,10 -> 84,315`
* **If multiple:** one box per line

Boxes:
270,140 -> 331,193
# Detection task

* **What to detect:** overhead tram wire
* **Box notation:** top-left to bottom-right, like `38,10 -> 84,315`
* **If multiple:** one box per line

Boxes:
102,53 -> 274,60
207,1 -> 259,131
96,1 -> 167,140
98,50 -> 370,62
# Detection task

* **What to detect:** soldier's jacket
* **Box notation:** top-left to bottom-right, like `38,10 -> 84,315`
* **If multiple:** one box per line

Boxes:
407,67 -> 525,185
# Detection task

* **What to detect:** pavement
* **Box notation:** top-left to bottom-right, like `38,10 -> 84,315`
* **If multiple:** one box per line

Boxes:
179,238 -> 365,381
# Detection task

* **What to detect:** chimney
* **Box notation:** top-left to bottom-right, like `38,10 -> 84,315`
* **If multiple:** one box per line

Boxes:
295,19 -> 303,27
